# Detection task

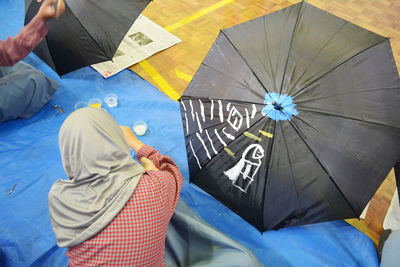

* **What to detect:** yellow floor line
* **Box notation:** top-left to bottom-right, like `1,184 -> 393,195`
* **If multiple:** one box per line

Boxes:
165,0 -> 235,32
175,69 -> 193,82
139,60 -> 180,101
139,0 -> 235,100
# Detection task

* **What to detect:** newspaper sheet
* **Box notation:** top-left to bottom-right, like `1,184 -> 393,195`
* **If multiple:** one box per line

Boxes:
91,15 -> 181,78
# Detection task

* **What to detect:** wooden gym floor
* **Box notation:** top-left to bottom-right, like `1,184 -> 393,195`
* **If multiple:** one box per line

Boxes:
130,0 -> 400,246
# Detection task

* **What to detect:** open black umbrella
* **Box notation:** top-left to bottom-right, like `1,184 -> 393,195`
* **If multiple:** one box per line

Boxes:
24,0 -> 151,75
180,1 -> 400,231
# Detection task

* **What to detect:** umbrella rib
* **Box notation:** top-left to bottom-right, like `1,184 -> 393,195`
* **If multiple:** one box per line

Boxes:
291,38 -> 389,99
292,114 -> 383,179
220,31 -> 272,97
180,96 -> 266,107
294,87 -> 400,104
278,1 -> 304,95
297,108 -> 400,131
278,121 -> 303,214
286,118 -> 359,217
262,15 -> 277,91
44,36 -> 59,75
200,62 -> 266,100
68,6 -> 110,60
261,109 -> 301,229
286,21 -> 348,95
186,114 -> 270,171
260,118 -> 277,231
183,106 -> 267,140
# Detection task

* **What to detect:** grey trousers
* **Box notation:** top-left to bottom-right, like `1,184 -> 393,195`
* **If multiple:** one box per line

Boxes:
165,199 -> 262,267
381,230 -> 400,267
0,61 -> 59,123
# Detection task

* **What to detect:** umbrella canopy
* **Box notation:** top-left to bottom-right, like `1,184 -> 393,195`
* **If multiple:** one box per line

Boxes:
180,1 -> 400,231
24,0 -> 151,75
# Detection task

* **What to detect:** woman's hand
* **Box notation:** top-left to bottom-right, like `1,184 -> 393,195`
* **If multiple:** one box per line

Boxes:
140,157 -> 159,172
119,125 -> 145,152
119,125 -> 158,171
37,0 -> 65,21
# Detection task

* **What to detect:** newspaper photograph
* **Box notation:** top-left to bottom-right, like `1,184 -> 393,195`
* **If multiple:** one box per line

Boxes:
91,15 -> 181,78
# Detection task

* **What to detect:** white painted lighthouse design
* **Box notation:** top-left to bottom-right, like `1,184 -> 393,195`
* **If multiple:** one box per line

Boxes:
223,144 -> 264,193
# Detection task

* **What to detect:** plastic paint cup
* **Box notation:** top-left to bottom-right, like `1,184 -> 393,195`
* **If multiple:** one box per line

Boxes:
104,94 -> 118,108
74,101 -> 88,110
88,98 -> 102,108
133,121 -> 148,136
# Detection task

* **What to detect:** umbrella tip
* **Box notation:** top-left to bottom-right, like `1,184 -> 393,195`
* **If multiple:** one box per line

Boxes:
272,101 -> 283,111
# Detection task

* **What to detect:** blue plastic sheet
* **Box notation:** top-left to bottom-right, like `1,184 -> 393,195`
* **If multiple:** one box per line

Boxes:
0,1 -> 379,266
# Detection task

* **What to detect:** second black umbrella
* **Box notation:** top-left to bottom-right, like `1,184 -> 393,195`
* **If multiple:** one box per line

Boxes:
25,0 -> 151,75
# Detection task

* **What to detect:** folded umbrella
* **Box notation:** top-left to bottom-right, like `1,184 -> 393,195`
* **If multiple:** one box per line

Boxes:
25,0 -> 151,75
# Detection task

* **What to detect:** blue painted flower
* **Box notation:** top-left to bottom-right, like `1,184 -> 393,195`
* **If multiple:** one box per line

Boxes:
262,92 -> 298,121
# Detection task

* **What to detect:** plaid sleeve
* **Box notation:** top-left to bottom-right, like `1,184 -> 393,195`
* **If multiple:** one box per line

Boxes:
0,15 -> 48,66
137,145 -> 184,216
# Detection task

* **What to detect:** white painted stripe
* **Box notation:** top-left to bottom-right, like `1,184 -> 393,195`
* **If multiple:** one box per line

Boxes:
181,101 -> 186,111
184,113 -> 189,135
227,103 -> 231,111
189,139 -> 202,169
251,104 -> 256,119
245,108 -> 250,128
199,99 -> 205,122
218,100 -> 223,122
205,129 -> 218,154
190,99 -> 195,120
195,112 -> 203,133
222,127 -> 235,140
197,132 -> 211,159
215,129 -> 227,147
210,99 -> 214,120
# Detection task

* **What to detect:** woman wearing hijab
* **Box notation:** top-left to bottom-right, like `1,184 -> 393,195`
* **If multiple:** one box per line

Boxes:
48,107 -> 183,266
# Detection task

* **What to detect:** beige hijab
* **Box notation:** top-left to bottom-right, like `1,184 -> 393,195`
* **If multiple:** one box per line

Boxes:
48,107 -> 145,247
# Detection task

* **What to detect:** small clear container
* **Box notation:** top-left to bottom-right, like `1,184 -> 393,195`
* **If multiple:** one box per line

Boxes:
104,94 -> 118,108
88,98 -> 102,108
74,101 -> 88,110
133,121 -> 148,136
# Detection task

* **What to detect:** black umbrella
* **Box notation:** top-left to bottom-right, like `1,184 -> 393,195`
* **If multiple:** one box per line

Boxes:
24,0 -> 151,75
180,1 -> 400,231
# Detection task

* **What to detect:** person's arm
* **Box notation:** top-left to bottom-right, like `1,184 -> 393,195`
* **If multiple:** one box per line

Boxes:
0,0 -> 65,66
136,145 -> 184,214
119,125 -> 184,199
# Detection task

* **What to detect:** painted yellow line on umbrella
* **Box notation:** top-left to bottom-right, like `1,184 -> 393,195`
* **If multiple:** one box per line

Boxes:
139,60 -> 180,101
175,69 -> 193,82
164,0 -> 235,32
244,131 -> 262,142
224,147 -> 236,158
259,130 -> 273,138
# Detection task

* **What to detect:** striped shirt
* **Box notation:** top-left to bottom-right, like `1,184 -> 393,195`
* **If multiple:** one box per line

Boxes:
66,145 -> 184,266
0,15 -> 48,66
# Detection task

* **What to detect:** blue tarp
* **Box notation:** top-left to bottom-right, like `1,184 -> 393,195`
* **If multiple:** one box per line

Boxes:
0,1 -> 379,266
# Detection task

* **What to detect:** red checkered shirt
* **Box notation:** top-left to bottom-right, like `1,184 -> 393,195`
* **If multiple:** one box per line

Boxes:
66,145 -> 184,266
0,15 -> 48,66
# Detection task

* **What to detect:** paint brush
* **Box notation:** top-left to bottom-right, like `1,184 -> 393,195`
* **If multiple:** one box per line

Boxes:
53,105 -> 64,113
7,184 -> 17,197
52,0 -> 58,13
